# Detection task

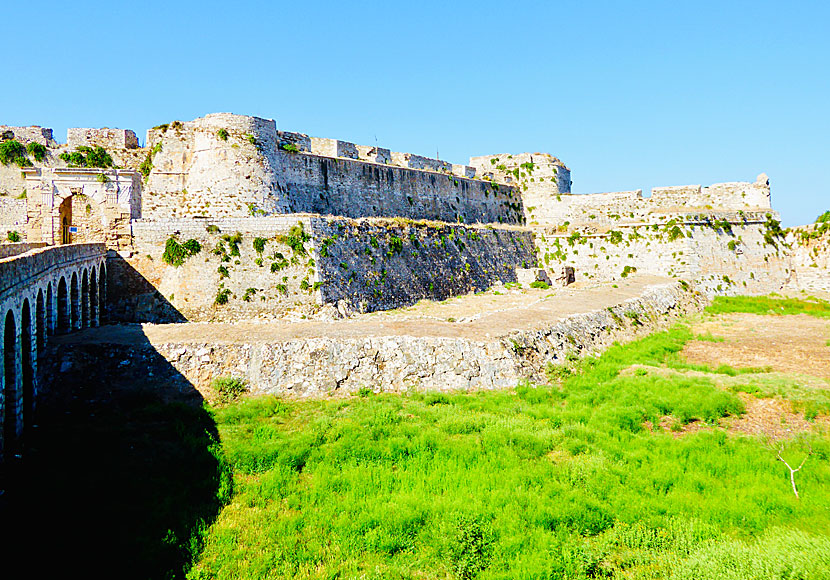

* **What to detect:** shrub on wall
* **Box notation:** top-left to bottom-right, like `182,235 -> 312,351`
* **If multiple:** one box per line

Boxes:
162,236 -> 202,267
6,231 -> 21,242
26,142 -> 47,162
0,140 -> 31,167
59,146 -> 113,169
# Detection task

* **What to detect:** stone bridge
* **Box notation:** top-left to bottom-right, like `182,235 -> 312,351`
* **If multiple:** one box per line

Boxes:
0,243 -> 107,464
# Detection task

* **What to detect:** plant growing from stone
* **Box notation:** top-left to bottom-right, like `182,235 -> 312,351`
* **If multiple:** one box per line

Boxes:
162,236 -> 201,267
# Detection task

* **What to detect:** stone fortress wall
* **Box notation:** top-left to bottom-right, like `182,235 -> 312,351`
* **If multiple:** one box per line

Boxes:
785,223 -> 830,292
141,113 -> 523,225
117,215 -> 536,322
0,112 -> 823,324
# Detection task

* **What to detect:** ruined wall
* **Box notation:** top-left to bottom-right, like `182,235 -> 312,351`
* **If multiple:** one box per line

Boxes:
142,113 -> 523,224
0,126 -> 57,146
534,212 -> 790,295
786,224 -> 830,292
116,215 -> 536,322
524,175 -> 772,227
67,128 -> 139,150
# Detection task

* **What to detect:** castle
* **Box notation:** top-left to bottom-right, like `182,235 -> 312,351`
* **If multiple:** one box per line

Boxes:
0,112 -> 826,326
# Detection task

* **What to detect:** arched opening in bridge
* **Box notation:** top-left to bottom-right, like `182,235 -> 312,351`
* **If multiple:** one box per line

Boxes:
81,270 -> 89,329
21,300 -> 34,435
4,310 -> 18,459
90,266 -> 98,327
98,264 -> 106,322
36,290 -> 46,354
57,277 -> 69,333
46,282 -> 54,336
59,197 -> 72,245
70,272 -> 80,330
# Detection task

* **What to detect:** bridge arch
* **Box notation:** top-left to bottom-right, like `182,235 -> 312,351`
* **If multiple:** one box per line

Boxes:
57,276 -> 69,334
90,265 -> 98,327
81,269 -> 90,329
20,299 -> 34,437
70,272 -> 80,331
3,309 -> 18,461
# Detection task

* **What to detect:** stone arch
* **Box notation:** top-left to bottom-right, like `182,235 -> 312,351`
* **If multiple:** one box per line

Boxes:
20,299 -> 34,435
90,265 -> 99,327
98,262 -> 107,322
81,269 -> 90,329
57,276 -> 69,333
36,289 -> 46,354
70,271 -> 80,330
46,281 -> 55,336
3,309 -> 19,460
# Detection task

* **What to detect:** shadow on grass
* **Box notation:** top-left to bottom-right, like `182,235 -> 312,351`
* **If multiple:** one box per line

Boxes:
0,333 -> 230,579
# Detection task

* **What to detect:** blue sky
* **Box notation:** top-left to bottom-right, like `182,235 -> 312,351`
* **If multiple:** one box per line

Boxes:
2,0 -> 827,225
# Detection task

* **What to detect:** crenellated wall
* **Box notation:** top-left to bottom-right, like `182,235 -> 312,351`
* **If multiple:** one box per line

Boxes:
67,127 -> 139,150
522,174 -> 772,228
141,113 -> 524,224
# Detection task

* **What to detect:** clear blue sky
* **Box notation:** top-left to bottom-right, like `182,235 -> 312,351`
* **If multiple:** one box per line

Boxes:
2,0 -> 827,225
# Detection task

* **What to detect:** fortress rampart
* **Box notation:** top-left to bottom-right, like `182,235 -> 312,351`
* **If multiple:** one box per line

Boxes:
142,113 -> 523,224
114,215 -> 536,322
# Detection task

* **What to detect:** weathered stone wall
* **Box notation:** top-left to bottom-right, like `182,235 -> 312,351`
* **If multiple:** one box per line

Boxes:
65,280 -> 702,398
117,215 -> 536,322
0,242 -> 47,258
0,126 -> 57,147
141,113 -> 523,225
311,217 -> 537,314
534,212 -> 791,296
786,224 -> 830,292
67,128 -> 139,150
524,175 -> 772,227
0,198 -> 28,240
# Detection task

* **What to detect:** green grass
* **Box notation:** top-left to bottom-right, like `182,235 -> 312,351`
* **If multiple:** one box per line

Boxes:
188,324 -> 830,579
706,295 -> 830,318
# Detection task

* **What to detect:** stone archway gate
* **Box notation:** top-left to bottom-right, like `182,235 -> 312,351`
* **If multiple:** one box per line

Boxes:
0,243 -> 107,465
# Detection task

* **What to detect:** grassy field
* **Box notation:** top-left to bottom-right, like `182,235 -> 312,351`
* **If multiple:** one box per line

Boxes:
184,296 -> 830,580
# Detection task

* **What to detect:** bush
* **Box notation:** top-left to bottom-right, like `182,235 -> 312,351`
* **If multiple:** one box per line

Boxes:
529,280 -> 550,289
447,515 -> 494,580
217,129 -> 229,141
817,210 -> 830,223
0,140 -> 26,165
280,142 -> 299,152
162,237 -> 201,267
211,376 -> 248,403
59,146 -> 113,169
26,142 -> 47,162
7,231 -> 21,242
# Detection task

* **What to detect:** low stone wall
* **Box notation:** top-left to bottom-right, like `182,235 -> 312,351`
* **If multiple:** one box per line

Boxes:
116,215 -> 536,322
533,213 -> 791,296
0,242 -> 47,259
57,280 -> 702,398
